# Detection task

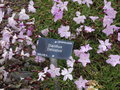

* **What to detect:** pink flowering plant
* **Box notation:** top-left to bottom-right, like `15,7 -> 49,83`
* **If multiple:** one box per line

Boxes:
0,0 -> 120,89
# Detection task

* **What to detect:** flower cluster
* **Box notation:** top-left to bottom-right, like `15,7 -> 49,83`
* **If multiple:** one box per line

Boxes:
74,44 -> 92,67
38,64 -> 60,80
0,0 -> 120,89
102,0 -> 120,36
0,0 -> 44,62
51,0 -> 68,22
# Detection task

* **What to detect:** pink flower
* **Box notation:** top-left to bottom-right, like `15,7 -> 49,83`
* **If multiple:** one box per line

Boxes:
76,25 -> 83,35
27,26 -> 34,36
103,0 -> 117,19
51,4 -> 63,22
75,76 -> 88,90
38,67 -> 48,81
103,15 -> 113,27
102,25 -> 120,36
51,0 -> 68,22
61,68 -> 73,81
8,13 -> 18,29
67,56 -> 75,68
0,8 -> 4,24
2,29 -> 11,43
54,9 -> 63,22
41,28 -> 49,36
57,1 -> 68,11
12,34 -> 18,43
28,0 -> 36,13
104,9 -> 117,19
84,26 -> 95,33
54,0 -> 61,3
35,56 -> 45,63
74,49 -> 81,57
106,55 -> 120,67
80,44 -> 92,53
103,0 -> 112,10
27,30 -> 32,36
97,39 -> 112,53
48,64 -> 60,78
89,16 -> 99,22
19,8 -> 29,20
8,48 -> 14,60
32,50 -> 36,56
21,50 -> 30,58
58,25 -> 71,38
3,70 -> 8,81
2,49 -> 8,60
78,53 -> 91,67
18,31 -> 25,39
7,6 -> 12,15
73,11 -> 86,24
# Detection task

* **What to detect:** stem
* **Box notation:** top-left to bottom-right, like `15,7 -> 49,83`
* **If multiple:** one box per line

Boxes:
50,58 -> 60,90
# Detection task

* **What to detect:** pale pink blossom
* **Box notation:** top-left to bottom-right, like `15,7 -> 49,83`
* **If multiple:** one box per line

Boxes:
61,68 -> 73,81
19,8 -> 29,20
8,48 -> 14,60
103,15 -> 113,27
89,16 -> 99,22
51,2 -> 65,22
35,56 -> 45,63
28,0 -> 36,13
38,67 -> 48,81
0,8 -> 4,24
75,76 -> 88,90
3,70 -> 8,81
67,56 -> 75,68
80,44 -> 92,53
21,50 -> 30,58
7,6 -> 12,15
32,50 -> 36,56
2,49 -> 8,60
48,64 -> 60,78
57,1 -> 68,11
78,53 -> 91,67
12,34 -> 18,43
102,25 -> 120,36
103,0 -> 117,19
41,28 -> 49,36
58,25 -> 71,38
97,39 -> 112,53
8,13 -> 18,29
73,11 -> 86,24
76,25 -> 83,35
2,29 -> 11,43
74,49 -> 81,57
106,55 -> 120,67
84,26 -> 95,33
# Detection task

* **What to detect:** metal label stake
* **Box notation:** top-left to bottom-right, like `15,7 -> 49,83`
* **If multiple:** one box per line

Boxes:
50,58 -> 60,90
